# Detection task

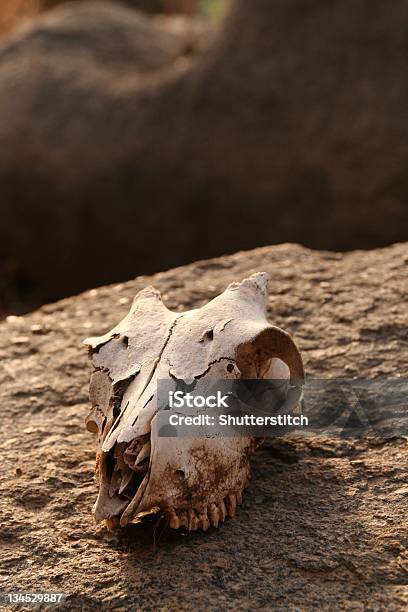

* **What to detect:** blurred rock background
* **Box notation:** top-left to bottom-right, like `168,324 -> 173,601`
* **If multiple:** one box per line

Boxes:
0,0 -> 225,316
0,0 -> 407,318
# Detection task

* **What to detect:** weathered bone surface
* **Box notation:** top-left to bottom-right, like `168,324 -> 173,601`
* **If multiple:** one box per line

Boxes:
84,272 -> 304,531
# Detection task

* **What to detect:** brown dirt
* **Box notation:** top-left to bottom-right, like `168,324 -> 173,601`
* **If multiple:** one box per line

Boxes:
0,242 -> 407,610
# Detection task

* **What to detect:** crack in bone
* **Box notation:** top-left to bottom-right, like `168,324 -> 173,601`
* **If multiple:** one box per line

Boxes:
192,357 -> 237,380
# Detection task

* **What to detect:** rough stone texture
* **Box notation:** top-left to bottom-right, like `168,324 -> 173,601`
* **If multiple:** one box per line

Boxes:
0,243 -> 407,610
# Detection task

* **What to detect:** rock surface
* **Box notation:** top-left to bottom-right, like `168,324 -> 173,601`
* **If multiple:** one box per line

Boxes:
1,243 -> 407,610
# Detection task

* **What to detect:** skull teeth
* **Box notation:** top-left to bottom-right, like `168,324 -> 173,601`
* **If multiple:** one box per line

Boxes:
107,431 -> 247,530
218,499 -> 227,522
188,509 -> 199,531
168,489 -> 244,532
179,512 -> 189,529
169,511 -> 180,530
170,511 -> 189,529
198,511 -> 210,532
208,503 -> 220,528
225,493 -> 237,518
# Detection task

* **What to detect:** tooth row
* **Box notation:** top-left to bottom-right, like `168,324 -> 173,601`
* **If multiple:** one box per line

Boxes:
168,490 -> 244,531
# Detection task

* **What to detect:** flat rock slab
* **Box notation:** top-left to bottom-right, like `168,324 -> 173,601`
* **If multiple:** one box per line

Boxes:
1,243 -> 407,610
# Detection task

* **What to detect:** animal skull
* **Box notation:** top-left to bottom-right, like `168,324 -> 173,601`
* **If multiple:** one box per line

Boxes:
84,272 -> 304,531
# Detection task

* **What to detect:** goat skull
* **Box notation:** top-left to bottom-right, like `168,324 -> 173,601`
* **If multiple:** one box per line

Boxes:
84,272 -> 304,531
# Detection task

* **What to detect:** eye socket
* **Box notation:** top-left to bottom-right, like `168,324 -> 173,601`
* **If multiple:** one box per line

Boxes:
227,363 -> 234,373
175,469 -> 185,478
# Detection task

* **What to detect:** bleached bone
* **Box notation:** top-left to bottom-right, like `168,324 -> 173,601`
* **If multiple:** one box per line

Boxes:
84,272 -> 304,531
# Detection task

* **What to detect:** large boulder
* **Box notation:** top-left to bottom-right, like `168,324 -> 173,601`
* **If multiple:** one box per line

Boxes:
0,1 -> 210,312
1,243 -> 407,609
0,0 -> 407,310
